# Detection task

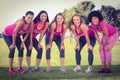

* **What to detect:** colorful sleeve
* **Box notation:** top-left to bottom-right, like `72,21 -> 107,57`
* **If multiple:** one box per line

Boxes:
100,21 -> 107,29
91,23 -> 96,30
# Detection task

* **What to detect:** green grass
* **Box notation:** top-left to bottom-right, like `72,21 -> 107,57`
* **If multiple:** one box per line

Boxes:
0,38 -> 120,80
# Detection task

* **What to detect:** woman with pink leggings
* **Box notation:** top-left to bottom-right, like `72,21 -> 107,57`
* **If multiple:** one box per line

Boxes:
88,11 -> 118,73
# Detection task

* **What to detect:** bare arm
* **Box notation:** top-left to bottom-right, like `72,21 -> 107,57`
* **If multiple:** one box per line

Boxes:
49,23 -> 55,46
94,30 -> 101,45
22,22 -> 34,44
61,24 -> 67,46
39,22 -> 49,45
81,24 -> 91,47
70,25 -> 80,47
29,22 -> 34,46
12,19 -> 24,45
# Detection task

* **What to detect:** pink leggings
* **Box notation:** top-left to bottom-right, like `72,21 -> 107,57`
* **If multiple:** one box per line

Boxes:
100,32 -> 118,63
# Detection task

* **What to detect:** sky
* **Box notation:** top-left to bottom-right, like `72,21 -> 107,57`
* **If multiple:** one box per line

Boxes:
0,0 -> 120,32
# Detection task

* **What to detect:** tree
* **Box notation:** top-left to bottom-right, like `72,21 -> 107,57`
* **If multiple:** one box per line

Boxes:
63,7 -> 76,23
111,9 -> 120,27
63,1 -> 95,24
99,5 -> 120,28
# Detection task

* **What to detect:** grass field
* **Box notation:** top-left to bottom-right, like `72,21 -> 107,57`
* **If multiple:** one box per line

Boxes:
0,38 -> 120,80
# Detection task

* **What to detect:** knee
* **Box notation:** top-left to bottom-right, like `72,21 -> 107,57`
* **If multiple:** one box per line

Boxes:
18,48 -> 24,57
46,48 -> 50,54
60,49 -> 65,58
37,50 -> 43,59
88,49 -> 93,53
38,48 -> 43,53
37,54 -> 42,59
26,49 -> 32,57
46,50 -> 51,60
46,55 -> 50,60
9,48 -> 15,58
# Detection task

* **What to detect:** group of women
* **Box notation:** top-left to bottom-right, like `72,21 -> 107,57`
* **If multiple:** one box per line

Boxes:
3,10 -> 118,74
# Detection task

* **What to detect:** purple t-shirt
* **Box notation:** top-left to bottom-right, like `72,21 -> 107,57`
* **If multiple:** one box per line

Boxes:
91,21 -> 117,36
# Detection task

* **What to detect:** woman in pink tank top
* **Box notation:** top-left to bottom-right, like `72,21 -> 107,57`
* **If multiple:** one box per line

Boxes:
45,13 -> 67,72
23,10 -> 49,72
3,11 -> 34,74
88,11 -> 118,73
68,14 -> 96,73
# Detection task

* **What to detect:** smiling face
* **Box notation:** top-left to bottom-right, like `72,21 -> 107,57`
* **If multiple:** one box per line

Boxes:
25,14 -> 34,24
73,16 -> 81,27
40,13 -> 47,22
91,16 -> 99,26
56,15 -> 64,25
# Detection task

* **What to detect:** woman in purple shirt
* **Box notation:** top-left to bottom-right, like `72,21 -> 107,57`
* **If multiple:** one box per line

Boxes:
88,11 -> 118,73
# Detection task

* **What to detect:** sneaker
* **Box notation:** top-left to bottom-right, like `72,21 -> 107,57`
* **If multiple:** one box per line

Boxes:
98,68 -> 106,73
105,68 -> 111,73
18,67 -> 25,73
85,68 -> 92,73
45,68 -> 51,72
9,68 -> 17,75
60,67 -> 66,72
34,67 -> 43,72
73,66 -> 81,72
26,67 -> 32,73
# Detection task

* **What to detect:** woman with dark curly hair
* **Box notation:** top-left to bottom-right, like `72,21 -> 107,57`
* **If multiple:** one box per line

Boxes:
88,11 -> 118,73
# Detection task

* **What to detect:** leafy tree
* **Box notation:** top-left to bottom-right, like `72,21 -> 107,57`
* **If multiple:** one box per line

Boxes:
63,7 -> 76,23
63,1 -> 95,24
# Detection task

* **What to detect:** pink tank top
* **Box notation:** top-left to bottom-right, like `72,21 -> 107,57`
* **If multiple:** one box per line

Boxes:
32,22 -> 46,38
46,22 -> 64,37
91,21 -> 117,36
4,18 -> 31,37
54,23 -> 64,36
74,25 -> 94,37
75,25 -> 83,36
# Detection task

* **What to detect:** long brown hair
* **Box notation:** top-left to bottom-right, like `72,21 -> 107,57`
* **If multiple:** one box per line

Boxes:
51,13 -> 66,25
68,14 -> 83,31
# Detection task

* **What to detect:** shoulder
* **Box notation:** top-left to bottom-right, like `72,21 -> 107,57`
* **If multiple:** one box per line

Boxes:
100,21 -> 107,26
51,22 -> 56,29
51,22 -> 56,25
90,22 -> 96,30
63,24 -> 67,28
15,18 -> 24,26
30,21 -> 34,26
81,23 -> 88,29
81,23 -> 87,27
45,22 -> 50,26
51,22 -> 56,27
70,25 -> 75,30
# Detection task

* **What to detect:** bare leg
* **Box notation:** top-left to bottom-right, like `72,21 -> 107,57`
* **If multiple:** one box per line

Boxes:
9,58 -> 13,69
35,59 -> 41,68
26,57 -> 31,68
46,59 -> 50,70
18,57 -> 23,68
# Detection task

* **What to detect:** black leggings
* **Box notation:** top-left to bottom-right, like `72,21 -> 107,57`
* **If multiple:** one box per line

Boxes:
3,34 -> 23,58
23,35 -> 42,59
45,34 -> 65,60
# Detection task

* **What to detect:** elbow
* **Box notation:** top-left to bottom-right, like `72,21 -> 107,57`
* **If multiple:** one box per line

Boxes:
105,33 -> 109,38
50,35 -> 53,40
13,31 -> 17,37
